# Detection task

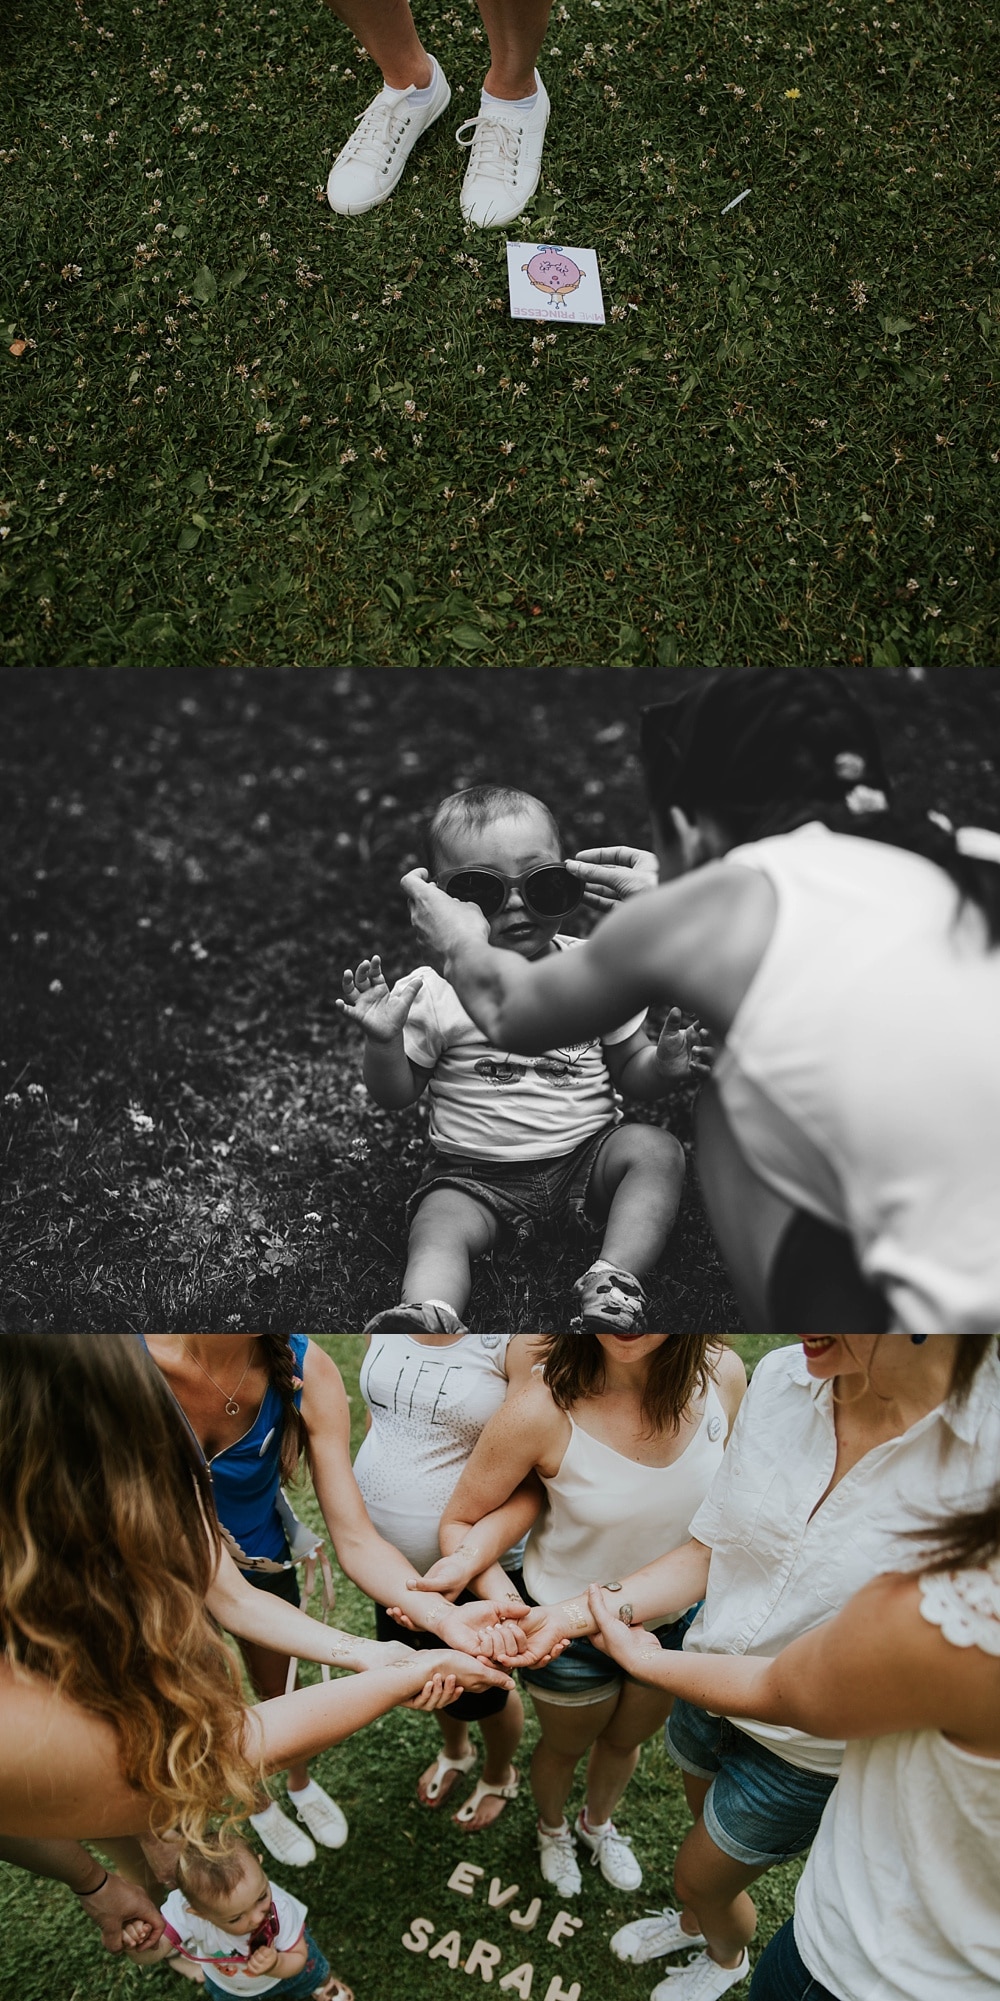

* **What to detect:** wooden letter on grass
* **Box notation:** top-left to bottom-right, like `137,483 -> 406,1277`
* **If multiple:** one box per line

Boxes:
449,1862 -> 486,1897
545,1913 -> 583,1948
429,1931 -> 463,1968
542,1979 -> 581,2001
465,1939 -> 504,1981
402,1919 -> 435,1953
508,1898 -> 541,1931
498,1964 -> 534,1997
488,1877 -> 520,1909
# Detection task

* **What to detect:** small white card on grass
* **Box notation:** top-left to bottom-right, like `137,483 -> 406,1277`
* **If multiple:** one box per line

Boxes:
506,243 -> 605,325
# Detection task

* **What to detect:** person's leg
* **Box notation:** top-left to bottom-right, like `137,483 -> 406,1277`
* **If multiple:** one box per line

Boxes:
320,0 -> 431,89
672,1817 -> 769,1971
418,1707 -> 476,1805
748,1921 -> 839,2001
529,1690 -> 620,1828
584,1678 -> 673,1826
587,1124 -> 686,1274
695,1081 -> 888,1334
455,1690 -> 524,1830
473,0 -> 554,99
401,1188 -> 500,1321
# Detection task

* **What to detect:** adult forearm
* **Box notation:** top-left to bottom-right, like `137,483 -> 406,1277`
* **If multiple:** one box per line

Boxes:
207,1566 -> 372,1670
363,1035 -> 421,1108
443,937 -> 535,1048
248,1659 -> 432,1771
439,1484 -> 541,1577
616,1044 -> 675,1103
311,1500 -> 460,1638
558,1539 -> 712,1640
0,1836 -> 106,1893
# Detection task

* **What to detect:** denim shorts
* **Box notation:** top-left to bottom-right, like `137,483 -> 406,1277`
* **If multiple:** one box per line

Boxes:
748,1920 -> 841,2001
511,1569 -> 700,1707
405,1122 -> 619,1238
203,1928 -> 330,2000
665,1699 -> 837,1867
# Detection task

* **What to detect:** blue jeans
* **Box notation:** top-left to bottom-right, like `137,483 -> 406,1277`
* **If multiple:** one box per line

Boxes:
203,1929 -> 330,2000
665,1699 -> 837,1867
749,1922 -> 843,2001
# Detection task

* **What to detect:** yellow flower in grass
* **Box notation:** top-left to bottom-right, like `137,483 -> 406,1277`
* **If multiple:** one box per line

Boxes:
784,87 -> 801,98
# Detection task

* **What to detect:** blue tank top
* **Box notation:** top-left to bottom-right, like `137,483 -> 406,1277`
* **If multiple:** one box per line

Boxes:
140,1334 -> 308,1567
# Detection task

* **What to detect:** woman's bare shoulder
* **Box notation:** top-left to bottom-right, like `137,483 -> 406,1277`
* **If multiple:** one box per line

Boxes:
0,1663 -> 147,1839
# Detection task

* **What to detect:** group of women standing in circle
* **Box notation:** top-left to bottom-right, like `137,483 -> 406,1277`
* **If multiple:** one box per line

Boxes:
2,1330 -> 999,2001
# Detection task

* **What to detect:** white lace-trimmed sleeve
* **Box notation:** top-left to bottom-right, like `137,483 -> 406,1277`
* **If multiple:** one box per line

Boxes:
918,1555 -> 1000,1657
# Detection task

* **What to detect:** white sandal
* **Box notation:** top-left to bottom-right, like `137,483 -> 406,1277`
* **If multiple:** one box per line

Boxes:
454,1767 -> 520,1826
420,1749 -> 477,1805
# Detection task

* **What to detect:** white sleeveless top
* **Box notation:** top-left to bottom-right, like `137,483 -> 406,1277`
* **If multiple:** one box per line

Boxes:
715,822 -> 1000,1332
354,1334 -> 522,1574
522,1381 -> 728,1619
794,1556 -> 1000,2000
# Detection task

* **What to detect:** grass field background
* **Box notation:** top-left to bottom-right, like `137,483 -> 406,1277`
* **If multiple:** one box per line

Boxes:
4,666 -> 999,1333
0,1334 -> 802,2001
2,0 -> 998,662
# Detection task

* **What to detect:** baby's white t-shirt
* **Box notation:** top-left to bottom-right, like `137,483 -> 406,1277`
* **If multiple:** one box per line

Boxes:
161,1884 -> 307,1994
401,935 -> 647,1161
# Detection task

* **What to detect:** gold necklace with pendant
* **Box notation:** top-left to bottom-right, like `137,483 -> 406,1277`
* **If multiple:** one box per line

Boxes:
181,1339 -> 257,1416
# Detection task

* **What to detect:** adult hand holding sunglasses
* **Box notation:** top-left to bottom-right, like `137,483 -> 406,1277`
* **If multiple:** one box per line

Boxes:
401,868 -> 491,968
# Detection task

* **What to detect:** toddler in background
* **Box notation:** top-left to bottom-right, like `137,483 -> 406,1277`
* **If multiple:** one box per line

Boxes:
124,1836 -> 348,2001
338,784 -> 710,1334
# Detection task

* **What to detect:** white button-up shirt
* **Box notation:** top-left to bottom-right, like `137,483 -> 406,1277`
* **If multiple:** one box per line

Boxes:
683,1341 -> 1000,1773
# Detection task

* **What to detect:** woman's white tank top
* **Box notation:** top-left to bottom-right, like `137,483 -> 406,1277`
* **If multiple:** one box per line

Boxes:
354,1334 -> 519,1574
522,1380 -> 728,1612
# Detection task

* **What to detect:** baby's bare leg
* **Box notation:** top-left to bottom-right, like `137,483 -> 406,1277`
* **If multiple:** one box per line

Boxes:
587,1125 -> 685,1273
402,1188 -> 500,1319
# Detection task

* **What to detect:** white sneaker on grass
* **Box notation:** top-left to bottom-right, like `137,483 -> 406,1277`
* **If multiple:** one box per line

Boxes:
250,1799 -> 316,1867
611,1909 -> 708,1964
650,1948 -> 750,2001
287,1779 -> 349,1849
456,72 -> 550,228
537,1820 -> 582,1896
575,1813 -> 642,1890
327,58 -> 451,215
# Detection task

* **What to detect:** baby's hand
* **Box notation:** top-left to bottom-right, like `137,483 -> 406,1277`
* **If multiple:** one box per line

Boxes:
246,1944 -> 279,1976
655,1007 -> 715,1080
121,1921 -> 156,1950
336,955 -> 423,1043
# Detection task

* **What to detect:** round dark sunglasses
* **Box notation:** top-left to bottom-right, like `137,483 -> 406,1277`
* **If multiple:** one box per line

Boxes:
437,865 -> 584,921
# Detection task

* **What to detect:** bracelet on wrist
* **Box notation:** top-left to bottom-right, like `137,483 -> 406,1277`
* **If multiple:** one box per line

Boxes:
76,1871 -> 110,1898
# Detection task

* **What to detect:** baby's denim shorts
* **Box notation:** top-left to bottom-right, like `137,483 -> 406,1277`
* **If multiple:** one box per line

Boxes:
202,1928 -> 330,2000
405,1121 -> 619,1237
510,1569 -> 700,1707
665,1699 -> 838,1867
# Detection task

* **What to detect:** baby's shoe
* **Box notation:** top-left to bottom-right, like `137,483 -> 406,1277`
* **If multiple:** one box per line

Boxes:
363,1299 -> 469,1334
573,1260 -> 646,1333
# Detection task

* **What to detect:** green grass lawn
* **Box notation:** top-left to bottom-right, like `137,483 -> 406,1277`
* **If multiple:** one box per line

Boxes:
0,1336 -> 801,2001
4,666 -> 999,1333
2,0 -> 998,662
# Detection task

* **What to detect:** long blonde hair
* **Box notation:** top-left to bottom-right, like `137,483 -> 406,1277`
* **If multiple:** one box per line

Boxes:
0,1334 -> 265,1849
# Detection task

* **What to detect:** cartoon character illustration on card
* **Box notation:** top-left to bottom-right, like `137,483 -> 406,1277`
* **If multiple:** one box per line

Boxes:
522,247 -> 585,309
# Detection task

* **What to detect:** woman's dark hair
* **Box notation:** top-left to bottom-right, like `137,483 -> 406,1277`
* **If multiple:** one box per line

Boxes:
920,1487 -> 1000,1576
639,669 -> 1000,946
539,1334 -> 718,1436
258,1334 -> 309,1483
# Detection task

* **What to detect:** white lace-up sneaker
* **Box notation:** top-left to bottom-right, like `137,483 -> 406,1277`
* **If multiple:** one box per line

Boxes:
575,1813 -> 643,1890
611,1909 -> 708,1964
327,59 -> 451,215
288,1780 -> 349,1849
249,1799 -> 316,1867
537,1820 -> 582,1896
456,72 -> 550,228
650,1948 -> 750,2001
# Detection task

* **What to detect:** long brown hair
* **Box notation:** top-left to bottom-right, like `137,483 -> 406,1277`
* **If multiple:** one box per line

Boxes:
0,1334 -> 264,1849
920,1489 -> 1000,1576
258,1333 -> 310,1483
539,1334 -> 718,1435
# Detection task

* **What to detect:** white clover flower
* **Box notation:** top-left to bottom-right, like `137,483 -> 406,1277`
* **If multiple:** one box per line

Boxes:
127,1104 -> 155,1133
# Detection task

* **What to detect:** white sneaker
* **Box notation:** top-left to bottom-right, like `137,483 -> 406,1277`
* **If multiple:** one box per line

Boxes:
288,1781 -> 349,1850
249,1800 -> 316,1868
575,1813 -> 643,1891
537,1821 -> 582,1896
651,1949 -> 750,2001
327,59 -> 451,215
611,1909 -> 708,1964
456,72 -> 550,228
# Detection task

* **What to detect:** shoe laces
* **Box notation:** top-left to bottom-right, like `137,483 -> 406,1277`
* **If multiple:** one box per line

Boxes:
659,1952 -> 743,1996
343,95 -> 413,170
455,112 -> 522,184
593,1824 -> 635,1863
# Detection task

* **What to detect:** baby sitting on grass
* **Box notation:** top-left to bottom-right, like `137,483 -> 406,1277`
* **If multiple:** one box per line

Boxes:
123,1834 -> 349,2000
338,784 -> 710,1334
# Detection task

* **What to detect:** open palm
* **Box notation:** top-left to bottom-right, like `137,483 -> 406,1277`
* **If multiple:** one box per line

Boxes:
336,955 -> 423,1043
